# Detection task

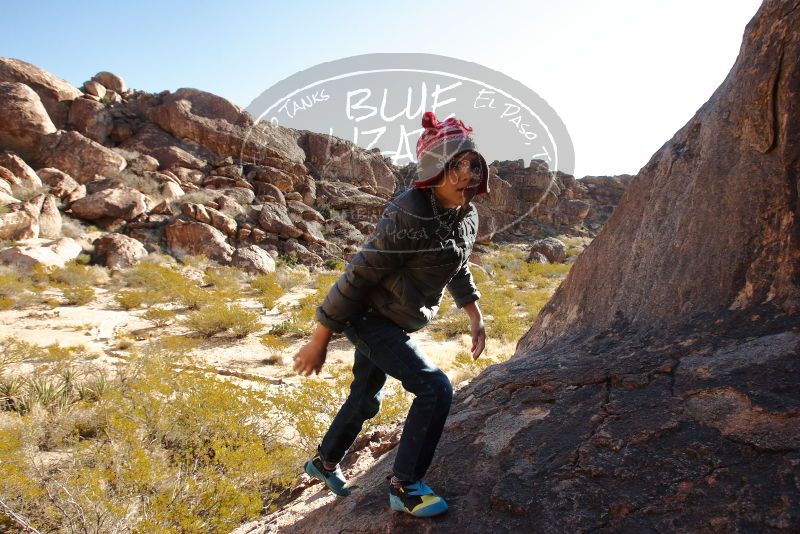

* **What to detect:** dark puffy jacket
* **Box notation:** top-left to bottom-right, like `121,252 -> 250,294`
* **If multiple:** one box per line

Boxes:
315,186 -> 480,333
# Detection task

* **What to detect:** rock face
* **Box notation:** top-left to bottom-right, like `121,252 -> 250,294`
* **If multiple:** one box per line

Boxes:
38,130 -> 126,184
239,2 -> 800,532
303,132 -> 398,198
149,88 -> 306,165
69,185 -> 148,221
0,57 -> 82,128
91,71 -> 126,94
0,152 -> 42,190
579,174 -> 634,230
528,237 -> 567,264
0,82 -> 56,161
68,96 -> 113,144
165,219 -> 234,263
93,233 -> 148,270
230,245 -> 276,274
0,237 -> 82,268
258,202 -> 303,239
518,0 -> 800,352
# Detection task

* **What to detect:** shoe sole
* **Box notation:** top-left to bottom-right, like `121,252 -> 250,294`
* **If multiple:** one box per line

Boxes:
304,460 -> 351,496
389,494 -> 449,517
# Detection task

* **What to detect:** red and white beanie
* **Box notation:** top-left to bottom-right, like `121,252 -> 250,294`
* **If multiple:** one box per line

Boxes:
414,111 -> 490,195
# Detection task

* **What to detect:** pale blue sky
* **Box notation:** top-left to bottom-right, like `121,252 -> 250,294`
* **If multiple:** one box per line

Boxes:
3,0 -> 762,177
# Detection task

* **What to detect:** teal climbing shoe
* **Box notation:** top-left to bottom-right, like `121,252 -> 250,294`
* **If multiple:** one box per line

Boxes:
388,476 -> 448,517
304,454 -> 351,496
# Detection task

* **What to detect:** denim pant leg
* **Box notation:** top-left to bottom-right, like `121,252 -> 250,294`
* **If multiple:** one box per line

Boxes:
318,341 -> 387,464
348,313 -> 454,482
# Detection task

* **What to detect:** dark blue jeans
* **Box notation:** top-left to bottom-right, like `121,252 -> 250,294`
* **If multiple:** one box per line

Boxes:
318,307 -> 453,482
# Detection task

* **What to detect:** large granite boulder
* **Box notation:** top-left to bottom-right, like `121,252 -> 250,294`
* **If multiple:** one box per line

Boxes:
165,219 -> 234,263
93,233 -> 148,270
258,202 -> 303,239
0,57 -> 82,128
38,130 -> 126,184
0,82 -> 56,161
149,88 -> 306,165
0,237 -> 82,269
69,185 -> 148,220
230,245 -> 276,274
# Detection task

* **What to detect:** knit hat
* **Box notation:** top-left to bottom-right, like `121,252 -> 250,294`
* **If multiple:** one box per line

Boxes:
414,111 -> 490,195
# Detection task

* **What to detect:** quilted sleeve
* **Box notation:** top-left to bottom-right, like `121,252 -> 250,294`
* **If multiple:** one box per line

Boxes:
315,204 -> 420,332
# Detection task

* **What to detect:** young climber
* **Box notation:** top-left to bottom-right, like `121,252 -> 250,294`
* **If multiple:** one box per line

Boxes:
292,110 -> 491,517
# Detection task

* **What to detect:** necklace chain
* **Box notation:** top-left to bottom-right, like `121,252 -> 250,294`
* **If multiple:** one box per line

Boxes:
429,190 -> 459,240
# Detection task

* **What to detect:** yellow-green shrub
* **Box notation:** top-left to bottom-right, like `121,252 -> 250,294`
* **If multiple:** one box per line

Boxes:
141,306 -> 176,327
182,302 -> 262,338
50,261 -> 108,288
61,285 -> 95,306
0,350 -> 300,531
203,265 -> 245,292
250,273 -> 284,308
0,270 -> 31,309
260,333 -> 289,352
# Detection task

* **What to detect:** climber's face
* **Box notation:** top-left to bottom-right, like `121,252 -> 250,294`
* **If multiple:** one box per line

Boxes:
434,151 -> 483,208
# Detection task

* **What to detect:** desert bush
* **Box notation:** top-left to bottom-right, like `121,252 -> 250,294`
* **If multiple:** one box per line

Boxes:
182,302 -> 262,338
313,272 -> 340,291
323,257 -> 345,271
141,306 -> 176,327
152,335 -> 202,357
0,339 -> 83,367
275,271 -> 343,337
60,285 -> 95,306
268,317 -> 307,337
250,272 -> 284,307
180,253 -> 211,270
203,265 -> 245,292
275,266 -> 308,290
50,261 -> 108,287
122,260 -> 187,291
259,333 -> 290,353
429,311 -> 470,342
117,261 -> 205,310
0,269 -> 32,309
276,252 -> 299,268
115,289 -> 156,310
60,215 -> 89,239
0,350 -> 300,531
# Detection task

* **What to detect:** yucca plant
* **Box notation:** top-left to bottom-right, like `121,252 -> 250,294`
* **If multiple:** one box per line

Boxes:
0,375 -> 24,412
25,376 -> 68,413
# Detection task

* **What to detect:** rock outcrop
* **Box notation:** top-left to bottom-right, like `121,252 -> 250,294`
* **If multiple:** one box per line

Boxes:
0,57 -> 82,128
149,88 -> 306,165
0,50 -> 629,274
93,233 -> 148,270
0,82 -> 56,161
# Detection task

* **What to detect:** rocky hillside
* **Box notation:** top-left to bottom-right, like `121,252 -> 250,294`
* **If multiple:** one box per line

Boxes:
236,0 -> 800,531
0,58 -> 623,273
